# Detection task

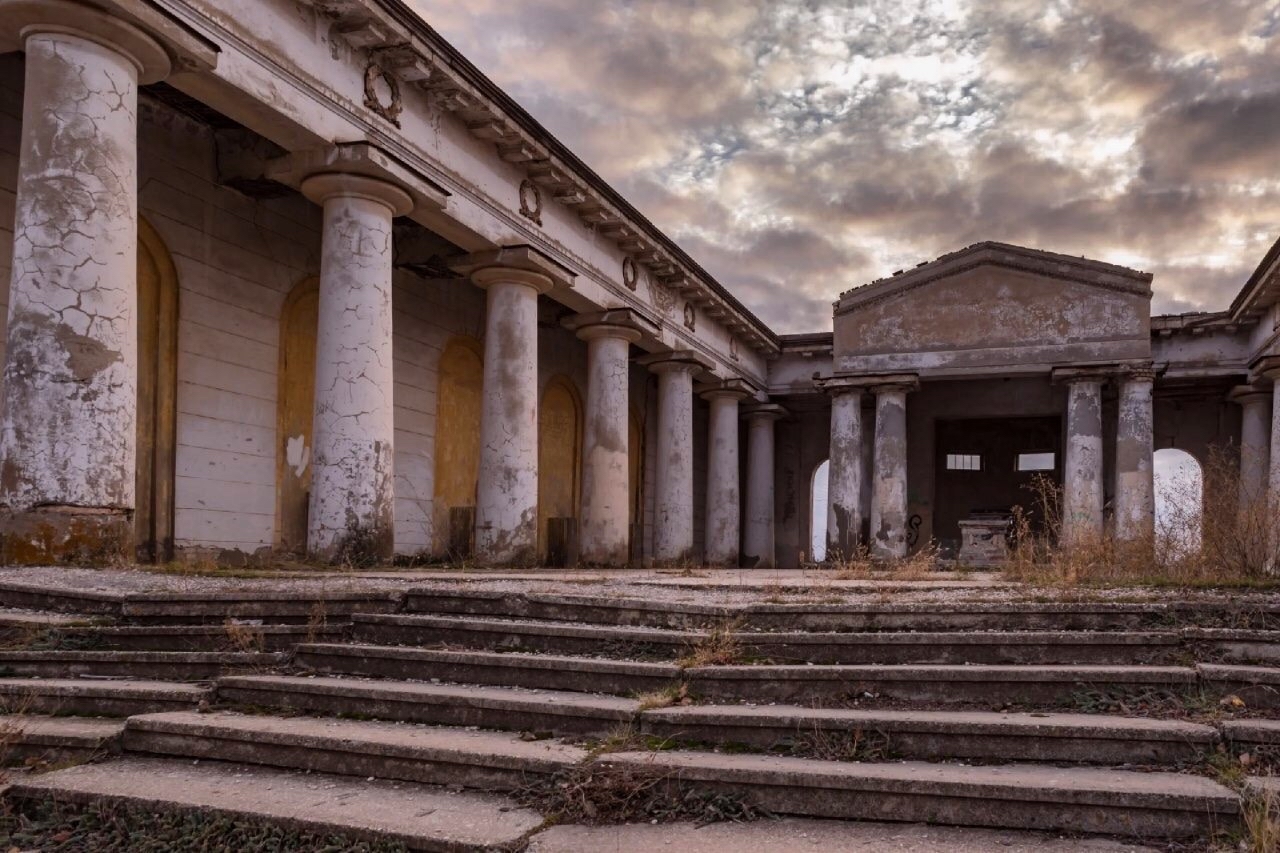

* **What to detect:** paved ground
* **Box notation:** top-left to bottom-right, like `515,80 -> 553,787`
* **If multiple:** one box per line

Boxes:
525,818 -> 1161,852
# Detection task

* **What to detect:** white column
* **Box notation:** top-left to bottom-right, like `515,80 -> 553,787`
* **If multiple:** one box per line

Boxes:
743,405 -> 784,568
1231,386 -> 1272,511
301,174 -> 411,562
469,268 -> 553,566
870,384 -> 912,559
0,1 -> 169,563
1114,368 -> 1155,542
1270,377 -> 1280,513
826,386 -> 865,560
643,355 -> 701,563
703,386 -> 748,566
1062,375 -> 1106,546
575,321 -> 641,565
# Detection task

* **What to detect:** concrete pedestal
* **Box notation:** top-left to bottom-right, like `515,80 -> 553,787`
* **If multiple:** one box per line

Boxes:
1114,370 -> 1155,543
301,174 -> 411,563
0,1 -> 170,564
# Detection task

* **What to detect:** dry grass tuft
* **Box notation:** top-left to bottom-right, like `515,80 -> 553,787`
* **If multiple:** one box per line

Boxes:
678,620 -> 743,668
635,682 -> 690,711
1243,788 -> 1280,853
223,619 -> 266,654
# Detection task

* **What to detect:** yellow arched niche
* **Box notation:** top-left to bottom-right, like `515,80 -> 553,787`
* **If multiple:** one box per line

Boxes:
538,376 -> 582,563
136,217 -> 178,563
275,277 -> 319,554
433,337 -> 484,557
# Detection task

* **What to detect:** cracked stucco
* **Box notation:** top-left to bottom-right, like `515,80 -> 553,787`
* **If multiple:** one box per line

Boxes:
579,333 -> 632,565
703,392 -> 741,566
653,364 -> 696,563
0,34 -> 140,516
870,389 -> 909,559
307,194 -> 396,560
827,390 -> 864,559
742,414 -> 777,568
475,279 -> 540,566
1063,379 -> 1105,546
1114,374 -> 1155,541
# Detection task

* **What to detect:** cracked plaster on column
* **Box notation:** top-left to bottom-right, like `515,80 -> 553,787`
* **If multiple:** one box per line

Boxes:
1114,370 -> 1154,542
870,387 -> 910,559
1063,377 -> 1105,546
0,33 -> 151,518
472,269 -> 552,566
743,408 -> 782,568
302,175 -> 410,562
703,387 -> 747,567
651,360 -> 697,564
577,324 -> 639,566
826,388 -> 865,560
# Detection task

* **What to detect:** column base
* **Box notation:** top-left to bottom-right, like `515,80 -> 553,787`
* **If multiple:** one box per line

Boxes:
0,506 -> 133,566
309,524 -> 394,567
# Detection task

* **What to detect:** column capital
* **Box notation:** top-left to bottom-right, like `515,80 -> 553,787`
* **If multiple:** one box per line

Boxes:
1230,384 -> 1274,406
1118,362 -> 1157,383
562,308 -> 658,344
0,0 -> 218,82
812,376 -> 866,399
1051,365 -> 1116,385
271,142 -> 446,214
699,378 -> 754,403
818,373 -> 918,394
1255,354 -> 1280,382
744,402 -> 788,422
300,173 -> 414,217
451,245 -> 575,294
637,349 -> 713,375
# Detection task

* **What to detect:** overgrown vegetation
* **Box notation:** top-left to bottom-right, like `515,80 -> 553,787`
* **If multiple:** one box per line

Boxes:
677,620 -> 743,668
0,798 -> 410,852
824,542 -> 943,580
1006,448 -> 1280,587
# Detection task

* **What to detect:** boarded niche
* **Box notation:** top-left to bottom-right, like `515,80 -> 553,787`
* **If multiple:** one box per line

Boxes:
433,337 -> 484,558
538,376 -> 582,565
275,277 -> 320,555
135,217 -> 178,563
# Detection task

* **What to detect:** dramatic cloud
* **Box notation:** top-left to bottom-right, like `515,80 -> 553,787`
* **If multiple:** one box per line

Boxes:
412,0 -> 1280,333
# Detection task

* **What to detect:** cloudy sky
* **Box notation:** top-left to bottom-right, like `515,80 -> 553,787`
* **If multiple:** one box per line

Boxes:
412,0 -> 1280,334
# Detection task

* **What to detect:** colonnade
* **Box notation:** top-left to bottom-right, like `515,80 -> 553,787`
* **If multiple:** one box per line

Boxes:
0,0 -> 779,567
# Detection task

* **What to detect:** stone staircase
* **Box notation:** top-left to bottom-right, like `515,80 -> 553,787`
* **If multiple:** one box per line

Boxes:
2,582 -> 1279,849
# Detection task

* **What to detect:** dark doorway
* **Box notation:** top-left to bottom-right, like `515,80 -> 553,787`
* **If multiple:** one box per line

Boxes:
933,416 -> 1062,553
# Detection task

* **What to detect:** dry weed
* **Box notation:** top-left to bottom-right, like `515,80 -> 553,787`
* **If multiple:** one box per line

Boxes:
223,619 -> 266,654
678,620 -> 743,668
1243,788 -> 1280,853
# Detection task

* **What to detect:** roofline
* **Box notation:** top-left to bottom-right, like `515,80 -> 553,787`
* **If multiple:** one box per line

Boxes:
377,0 -> 780,348
1229,234 -> 1280,320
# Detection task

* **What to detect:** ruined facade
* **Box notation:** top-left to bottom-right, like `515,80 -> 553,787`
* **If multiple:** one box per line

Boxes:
0,0 -> 1274,570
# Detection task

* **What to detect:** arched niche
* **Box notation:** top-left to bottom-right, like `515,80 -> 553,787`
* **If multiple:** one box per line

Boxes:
275,277 -> 320,555
136,217 -> 178,563
810,459 -> 830,562
433,337 -> 484,558
538,376 -> 582,564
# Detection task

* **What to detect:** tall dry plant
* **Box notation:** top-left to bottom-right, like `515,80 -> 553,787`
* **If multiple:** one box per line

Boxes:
1006,446 -> 1280,586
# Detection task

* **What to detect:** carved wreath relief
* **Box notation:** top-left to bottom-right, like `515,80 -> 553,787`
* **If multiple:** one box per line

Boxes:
519,179 -> 543,226
622,256 -> 639,291
683,302 -> 696,331
363,62 -> 403,127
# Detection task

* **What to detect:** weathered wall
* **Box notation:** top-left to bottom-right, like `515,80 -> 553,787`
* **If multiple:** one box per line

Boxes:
0,56 -> 21,395
834,248 -> 1152,377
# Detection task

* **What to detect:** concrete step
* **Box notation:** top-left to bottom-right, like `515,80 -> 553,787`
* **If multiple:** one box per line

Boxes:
686,664 -> 1200,706
1221,719 -> 1280,758
641,705 -> 1218,765
26,622 -> 349,652
1189,629 -> 1280,664
296,643 -> 680,695
1199,663 -> 1280,709
0,582 -> 123,617
120,590 -> 400,624
406,588 -> 1280,632
2,756 -> 542,851
596,750 -> 1238,838
0,678 -> 210,716
218,674 -> 638,735
0,607 -> 104,646
125,710 -> 587,790
353,613 -> 1185,665
0,650 -> 285,680
0,715 -> 124,765
353,613 -> 696,658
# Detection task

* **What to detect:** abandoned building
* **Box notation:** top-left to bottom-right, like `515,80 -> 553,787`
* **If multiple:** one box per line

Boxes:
0,0 -> 1276,571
